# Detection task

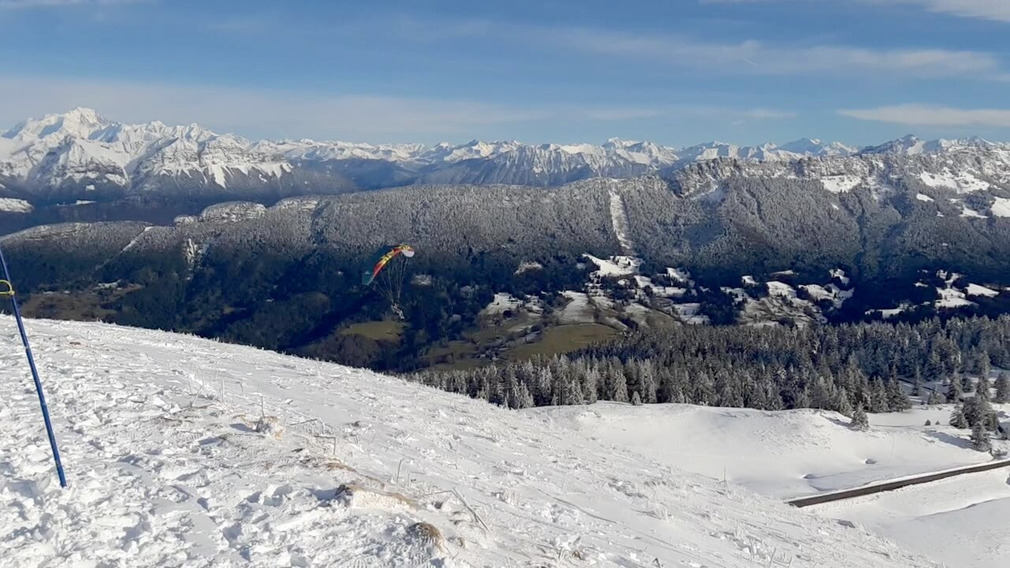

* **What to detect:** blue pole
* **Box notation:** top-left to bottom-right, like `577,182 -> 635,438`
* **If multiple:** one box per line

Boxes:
0,246 -> 67,488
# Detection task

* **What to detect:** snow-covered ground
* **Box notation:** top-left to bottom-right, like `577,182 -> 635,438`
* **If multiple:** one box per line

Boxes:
538,402 -> 1010,568
814,468 -> 1010,568
0,197 -> 33,213
1,316 -> 939,567
540,403 -> 1003,500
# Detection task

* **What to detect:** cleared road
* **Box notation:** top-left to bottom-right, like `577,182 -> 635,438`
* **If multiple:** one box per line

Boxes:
787,458 -> 1010,508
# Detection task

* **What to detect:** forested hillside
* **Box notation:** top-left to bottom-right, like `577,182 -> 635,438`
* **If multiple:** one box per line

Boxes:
6,167 -> 1010,376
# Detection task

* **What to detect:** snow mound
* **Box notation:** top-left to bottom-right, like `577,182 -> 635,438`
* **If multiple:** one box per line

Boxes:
0,197 -> 33,213
583,254 -> 639,277
992,197 -> 1010,218
0,317 -> 940,567
198,202 -> 267,223
820,174 -> 861,193
482,292 -> 523,315
966,283 -> 999,298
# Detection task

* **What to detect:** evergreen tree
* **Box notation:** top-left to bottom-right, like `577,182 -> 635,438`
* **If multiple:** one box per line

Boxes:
638,360 -> 658,404
612,366 -> 629,403
971,420 -> 991,452
950,404 -> 969,429
976,372 -> 991,402
946,376 -> 963,403
834,387 -> 853,417
515,382 -> 534,409
911,367 -> 922,397
995,372 -> 1010,403
963,395 -> 994,430
927,389 -> 944,405
960,371 -> 973,393
978,352 -> 992,383
631,391 -> 642,406
850,405 -> 869,431
869,379 -> 889,412
886,378 -> 912,411
582,365 -> 600,405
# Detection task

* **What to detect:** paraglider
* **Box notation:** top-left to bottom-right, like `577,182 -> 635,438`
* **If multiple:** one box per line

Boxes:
362,244 -> 415,319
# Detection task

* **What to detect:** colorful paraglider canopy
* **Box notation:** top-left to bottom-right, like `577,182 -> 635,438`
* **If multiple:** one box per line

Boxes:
362,244 -> 415,286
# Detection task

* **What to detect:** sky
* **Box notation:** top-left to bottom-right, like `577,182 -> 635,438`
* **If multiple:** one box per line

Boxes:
0,0 -> 1008,147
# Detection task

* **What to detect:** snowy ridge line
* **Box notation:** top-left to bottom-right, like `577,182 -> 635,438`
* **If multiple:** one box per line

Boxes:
787,458 -> 1010,508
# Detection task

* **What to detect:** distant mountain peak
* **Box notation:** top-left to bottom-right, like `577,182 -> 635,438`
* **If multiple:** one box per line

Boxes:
0,107 -> 1007,201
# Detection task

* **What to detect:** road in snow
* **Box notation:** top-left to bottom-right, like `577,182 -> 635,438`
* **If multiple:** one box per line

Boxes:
0,316 -> 938,567
812,467 -> 1010,568
787,458 -> 1010,507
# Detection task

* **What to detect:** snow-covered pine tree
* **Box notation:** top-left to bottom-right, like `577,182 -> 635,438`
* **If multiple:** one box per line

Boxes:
612,366 -> 629,403
946,376 -> 963,403
971,420 -> 991,452
976,372 -> 991,402
581,364 -> 600,405
960,371 -> 973,393
886,378 -> 912,411
850,405 -> 869,431
834,387 -> 853,417
638,360 -> 658,404
995,372 -> 1010,404
515,382 -> 535,410
950,404 -> 969,429
869,379 -> 889,412
631,391 -> 642,406
978,352 -> 992,384
927,389 -> 944,405
963,395 -> 994,430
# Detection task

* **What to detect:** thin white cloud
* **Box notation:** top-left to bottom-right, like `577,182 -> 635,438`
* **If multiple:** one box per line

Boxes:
701,0 -> 1010,22
740,109 -> 798,119
838,104 -> 1010,126
553,28 -> 1001,79
0,75 -> 793,142
0,0 -> 146,7
868,0 -> 1010,22
392,16 -> 1004,79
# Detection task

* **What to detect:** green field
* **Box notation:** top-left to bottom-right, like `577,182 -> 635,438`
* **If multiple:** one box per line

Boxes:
507,323 -> 620,361
339,320 -> 406,342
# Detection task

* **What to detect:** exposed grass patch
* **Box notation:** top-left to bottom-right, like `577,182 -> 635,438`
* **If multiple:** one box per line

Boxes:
339,321 -> 406,343
507,323 -> 619,361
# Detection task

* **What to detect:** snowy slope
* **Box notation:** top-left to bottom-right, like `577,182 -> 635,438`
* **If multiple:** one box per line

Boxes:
538,403 -> 1003,500
815,468 -> 1010,568
536,402 -> 1010,568
0,316 -> 939,567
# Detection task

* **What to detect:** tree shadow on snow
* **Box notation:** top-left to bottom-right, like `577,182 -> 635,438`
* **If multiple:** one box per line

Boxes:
925,429 -> 971,449
824,416 -> 851,428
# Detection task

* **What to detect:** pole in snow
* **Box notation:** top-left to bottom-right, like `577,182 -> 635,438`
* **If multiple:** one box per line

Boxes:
0,246 -> 67,488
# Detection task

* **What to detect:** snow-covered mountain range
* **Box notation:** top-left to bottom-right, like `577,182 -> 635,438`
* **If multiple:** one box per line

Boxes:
4,107 -> 1006,204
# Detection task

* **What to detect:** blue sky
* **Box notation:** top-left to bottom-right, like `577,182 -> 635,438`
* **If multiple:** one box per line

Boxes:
0,0 -> 1009,147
